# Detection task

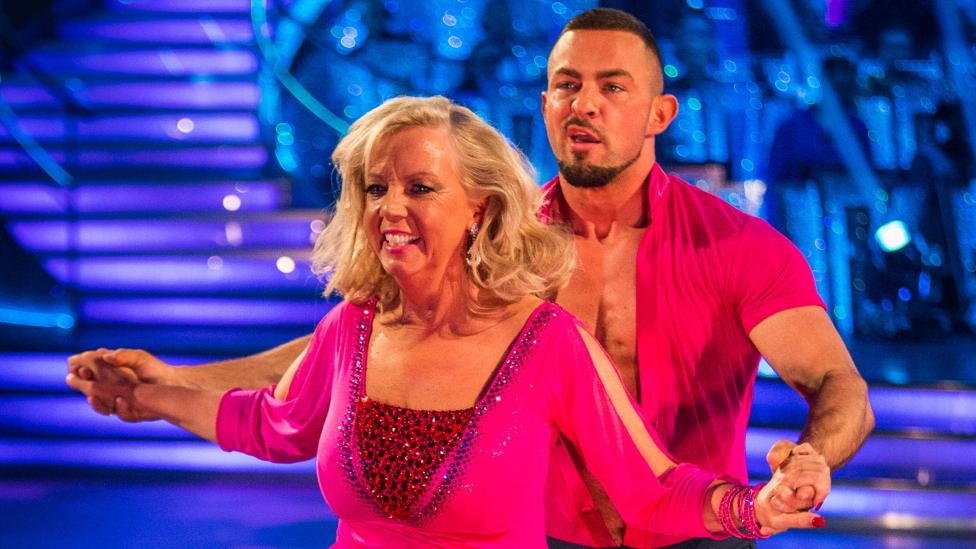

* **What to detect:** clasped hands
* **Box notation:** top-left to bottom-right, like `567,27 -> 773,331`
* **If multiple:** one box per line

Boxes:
66,348 -> 173,422
751,440 -> 830,535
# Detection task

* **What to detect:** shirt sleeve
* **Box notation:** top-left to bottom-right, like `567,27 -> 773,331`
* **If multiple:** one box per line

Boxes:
543,314 -> 721,539
215,302 -> 347,463
727,218 -> 826,334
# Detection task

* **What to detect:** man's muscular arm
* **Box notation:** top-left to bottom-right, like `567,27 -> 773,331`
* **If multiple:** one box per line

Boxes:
750,306 -> 874,471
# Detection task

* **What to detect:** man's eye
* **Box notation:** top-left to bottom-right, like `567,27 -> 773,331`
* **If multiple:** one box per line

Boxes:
555,81 -> 579,91
605,84 -> 624,93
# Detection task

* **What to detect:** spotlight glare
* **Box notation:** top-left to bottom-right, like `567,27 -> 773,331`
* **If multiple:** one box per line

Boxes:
222,194 -> 242,211
276,256 -> 297,274
875,220 -> 911,252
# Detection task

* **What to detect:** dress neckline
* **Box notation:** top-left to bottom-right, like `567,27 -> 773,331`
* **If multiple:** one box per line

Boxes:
355,299 -> 552,413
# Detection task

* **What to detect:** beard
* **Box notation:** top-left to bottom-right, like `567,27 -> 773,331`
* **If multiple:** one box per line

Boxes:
557,150 -> 641,189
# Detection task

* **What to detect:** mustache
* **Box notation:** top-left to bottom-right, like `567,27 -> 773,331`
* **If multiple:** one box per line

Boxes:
562,117 -> 605,141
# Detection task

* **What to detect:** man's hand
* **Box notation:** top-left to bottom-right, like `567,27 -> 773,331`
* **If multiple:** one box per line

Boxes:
67,348 -> 177,422
754,443 -> 830,535
767,439 -> 822,509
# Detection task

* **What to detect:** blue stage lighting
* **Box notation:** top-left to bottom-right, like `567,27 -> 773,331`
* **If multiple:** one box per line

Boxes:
0,307 -> 74,329
875,220 -> 911,252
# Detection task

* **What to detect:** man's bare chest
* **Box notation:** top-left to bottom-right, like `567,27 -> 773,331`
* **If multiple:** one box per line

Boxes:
556,229 -> 643,396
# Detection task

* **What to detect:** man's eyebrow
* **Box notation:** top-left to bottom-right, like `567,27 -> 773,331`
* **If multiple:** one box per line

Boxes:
596,69 -> 634,80
553,67 -> 582,78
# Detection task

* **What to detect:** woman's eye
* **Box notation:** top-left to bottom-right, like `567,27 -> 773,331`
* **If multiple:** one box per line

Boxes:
410,183 -> 434,194
364,184 -> 386,197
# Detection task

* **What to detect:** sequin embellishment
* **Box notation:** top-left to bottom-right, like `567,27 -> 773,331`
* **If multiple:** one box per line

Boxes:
355,398 -> 474,519
339,299 -> 558,525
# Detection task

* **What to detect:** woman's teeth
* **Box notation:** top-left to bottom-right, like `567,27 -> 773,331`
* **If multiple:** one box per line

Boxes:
385,234 -> 419,246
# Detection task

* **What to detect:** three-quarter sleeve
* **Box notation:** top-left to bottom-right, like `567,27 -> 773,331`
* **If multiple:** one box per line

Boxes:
216,302 -> 347,463
544,316 -> 721,539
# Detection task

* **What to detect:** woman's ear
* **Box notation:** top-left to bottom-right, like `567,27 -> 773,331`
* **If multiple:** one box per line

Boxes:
473,197 -> 488,224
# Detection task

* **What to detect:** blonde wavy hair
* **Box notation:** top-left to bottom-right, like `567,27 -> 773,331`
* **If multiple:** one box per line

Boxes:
312,95 -> 575,306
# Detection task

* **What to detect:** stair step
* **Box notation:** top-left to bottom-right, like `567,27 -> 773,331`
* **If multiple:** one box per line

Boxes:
0,439 -> 315,474
0,113 -> 259,144
0,352 -> 218,392
0,438 -> 973,533
812,484 -> 976,533
78,296 -> 332,326
1,81 -> 259,111
73,324 -> 316,355
25,47 -> 258,77
59,17 -> 253,46
0,180 -> 286,215
5,353 -> 973,436
106,0 -> 252,15
3,390 -> 972,485
0,144 -> 268,171
42,253 -> 320,294
747,428 -> 976,485
752,380 -> 976,436
8,213 -> 322,253
0,395 -> 192,440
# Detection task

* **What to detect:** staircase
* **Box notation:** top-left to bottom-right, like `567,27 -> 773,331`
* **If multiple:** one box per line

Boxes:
0,0 -> 332,356
0,0 -> 330,467
0,1 -> 973,546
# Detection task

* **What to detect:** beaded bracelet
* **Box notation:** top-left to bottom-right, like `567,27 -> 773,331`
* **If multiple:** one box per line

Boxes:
742,483 -> 770,538
718,483 -> 770,539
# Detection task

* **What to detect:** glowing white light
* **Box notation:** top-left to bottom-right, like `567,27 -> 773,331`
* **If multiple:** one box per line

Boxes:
310,219 -> 326,233
276,256 -> 296,274
743,179 -> 767,204
225,221 -> 243,246
207,256 -> 224,270
177,118 -> 195,133
875,220 -> 911,252
222,194 -> 242,211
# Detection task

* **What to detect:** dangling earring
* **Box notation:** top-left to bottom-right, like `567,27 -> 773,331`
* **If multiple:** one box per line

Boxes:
465,222 -> 481,267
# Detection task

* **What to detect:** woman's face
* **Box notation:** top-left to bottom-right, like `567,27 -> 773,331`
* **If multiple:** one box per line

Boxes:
363,126 -> 483,289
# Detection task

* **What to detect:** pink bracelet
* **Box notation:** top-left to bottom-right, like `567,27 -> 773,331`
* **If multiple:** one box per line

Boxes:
742,483 -> 770,539
719,484 -> 748,538
718,483 -> 769,539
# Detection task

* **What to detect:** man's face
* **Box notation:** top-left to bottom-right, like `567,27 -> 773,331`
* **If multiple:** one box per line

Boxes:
542,30 -> 659,188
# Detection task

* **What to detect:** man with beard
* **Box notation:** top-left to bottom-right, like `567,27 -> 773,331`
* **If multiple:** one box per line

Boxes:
537,9 -> 870,548
69,8 -> 872,549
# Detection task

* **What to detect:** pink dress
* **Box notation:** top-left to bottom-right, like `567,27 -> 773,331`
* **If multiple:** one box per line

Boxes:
217,300 -> 721,548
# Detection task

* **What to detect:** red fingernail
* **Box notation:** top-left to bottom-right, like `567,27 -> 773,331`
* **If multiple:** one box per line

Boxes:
811,516 -> 826,528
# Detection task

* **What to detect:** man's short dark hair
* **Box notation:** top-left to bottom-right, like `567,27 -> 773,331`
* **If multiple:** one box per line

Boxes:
560,8 -> 662,70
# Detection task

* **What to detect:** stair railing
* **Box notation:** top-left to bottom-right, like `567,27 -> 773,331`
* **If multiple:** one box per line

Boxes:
0,6 -> 96,335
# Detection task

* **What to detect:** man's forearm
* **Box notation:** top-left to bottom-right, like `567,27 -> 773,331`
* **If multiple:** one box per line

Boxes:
797,369 -> 874,470
177,335 -> 312,392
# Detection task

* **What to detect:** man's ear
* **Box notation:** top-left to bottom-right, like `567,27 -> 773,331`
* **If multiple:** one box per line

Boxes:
647,93 -> 679,136
541,90 -> 549,116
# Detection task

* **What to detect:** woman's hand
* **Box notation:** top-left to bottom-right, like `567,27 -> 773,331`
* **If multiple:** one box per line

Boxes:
754,442 -> 830,535
66,358 -> 141,418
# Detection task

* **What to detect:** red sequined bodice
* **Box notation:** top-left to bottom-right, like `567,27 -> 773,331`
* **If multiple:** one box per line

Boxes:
354,396 -> 474,520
